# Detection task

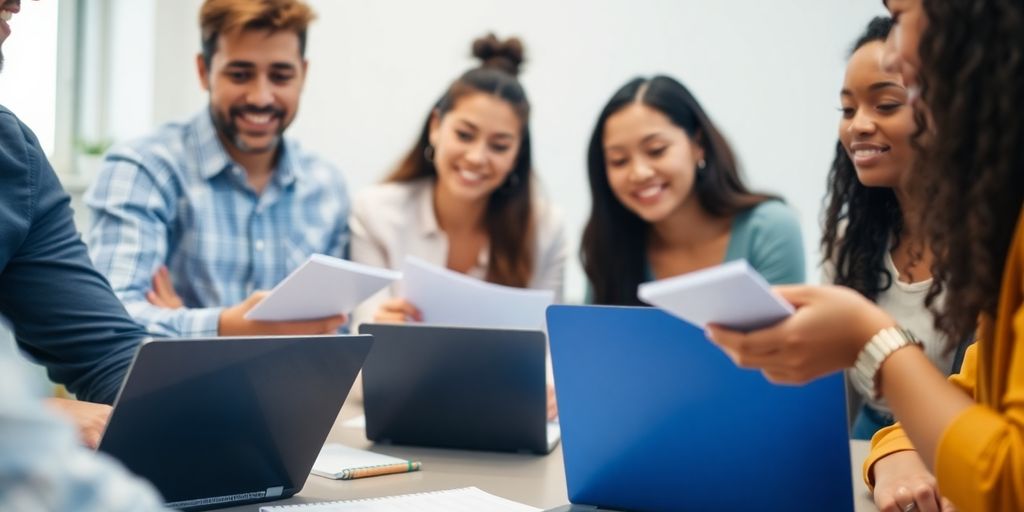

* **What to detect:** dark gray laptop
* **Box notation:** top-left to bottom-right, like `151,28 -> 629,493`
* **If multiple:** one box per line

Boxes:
358,323 -> 559,454
98,335 -> 372,511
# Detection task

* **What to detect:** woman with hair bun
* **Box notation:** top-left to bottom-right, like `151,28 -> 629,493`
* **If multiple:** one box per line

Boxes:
349,34 -> 566,417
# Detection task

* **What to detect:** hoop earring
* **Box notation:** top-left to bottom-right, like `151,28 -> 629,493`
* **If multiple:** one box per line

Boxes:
423,144 -> 435,163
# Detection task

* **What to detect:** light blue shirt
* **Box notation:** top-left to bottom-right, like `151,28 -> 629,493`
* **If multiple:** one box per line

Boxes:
0,350 -> 166,510
586,200 -> 805,303
86,110 -> 350,338
714,199 -> 805,285
637,200 -> 805,284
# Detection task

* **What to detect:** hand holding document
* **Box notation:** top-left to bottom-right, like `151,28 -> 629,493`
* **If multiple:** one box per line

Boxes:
637,260 -> 793,331
401,256 -> 554,330
245,254 -> 401,322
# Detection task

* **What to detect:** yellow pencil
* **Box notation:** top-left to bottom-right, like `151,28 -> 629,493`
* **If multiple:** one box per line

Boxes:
339,461 -> 422,480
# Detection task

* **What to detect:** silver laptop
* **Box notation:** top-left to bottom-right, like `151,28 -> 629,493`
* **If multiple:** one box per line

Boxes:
98,335 -> 372,511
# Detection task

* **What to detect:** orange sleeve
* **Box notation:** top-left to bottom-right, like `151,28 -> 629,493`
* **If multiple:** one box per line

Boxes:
932,309 -> 1024,511
862,342 -> 980,490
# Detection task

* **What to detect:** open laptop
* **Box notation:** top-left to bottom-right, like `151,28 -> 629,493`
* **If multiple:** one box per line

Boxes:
544,305 -> 853,512
358,323 -> 559,454
98,335 -> 372,511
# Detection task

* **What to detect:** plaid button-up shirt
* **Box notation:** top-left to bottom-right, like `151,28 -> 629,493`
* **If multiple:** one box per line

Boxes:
86,110 -> 350,338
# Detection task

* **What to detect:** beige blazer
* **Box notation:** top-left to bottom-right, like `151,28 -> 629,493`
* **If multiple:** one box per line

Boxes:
350,177 -> 567,327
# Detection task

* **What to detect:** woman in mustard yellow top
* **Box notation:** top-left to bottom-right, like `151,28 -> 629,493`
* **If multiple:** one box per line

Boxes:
705,1 -> 1024,511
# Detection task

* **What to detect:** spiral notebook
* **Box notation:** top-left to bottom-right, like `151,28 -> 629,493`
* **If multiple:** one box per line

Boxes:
258,487 -> 540,511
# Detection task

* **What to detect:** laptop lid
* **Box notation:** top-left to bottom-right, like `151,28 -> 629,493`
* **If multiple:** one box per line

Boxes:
98,335 -> 372,511
547,306 -> 853,512
358,323 -> 557,454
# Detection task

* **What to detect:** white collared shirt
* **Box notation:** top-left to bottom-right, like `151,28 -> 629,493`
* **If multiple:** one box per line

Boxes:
350,177 -> 567,326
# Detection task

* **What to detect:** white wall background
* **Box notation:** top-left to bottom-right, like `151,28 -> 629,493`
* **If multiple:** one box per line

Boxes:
100,0 -> 887,302
0,0 -> 58,154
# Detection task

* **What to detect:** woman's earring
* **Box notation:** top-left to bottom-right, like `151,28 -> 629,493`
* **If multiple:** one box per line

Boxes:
423,144 -> 435,163
504,172 -> 521,189
697,159 -> 707,171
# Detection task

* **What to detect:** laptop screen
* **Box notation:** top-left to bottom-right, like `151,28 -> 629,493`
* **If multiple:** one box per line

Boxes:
99,335 -> 371,510
547,306 -> 853,512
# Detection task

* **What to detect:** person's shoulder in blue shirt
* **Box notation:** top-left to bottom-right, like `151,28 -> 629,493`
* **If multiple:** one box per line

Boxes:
725,199 -> 806,285
0,105 -> 146,405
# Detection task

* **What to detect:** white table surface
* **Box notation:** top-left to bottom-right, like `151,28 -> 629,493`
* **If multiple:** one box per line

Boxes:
220,402 -> 877,511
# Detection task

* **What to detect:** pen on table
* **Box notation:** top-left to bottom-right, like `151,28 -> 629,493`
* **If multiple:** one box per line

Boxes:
340,461 -> 422,480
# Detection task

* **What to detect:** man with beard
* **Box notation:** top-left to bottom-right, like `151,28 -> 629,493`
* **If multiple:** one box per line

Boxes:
0,0 -> 169,508
86,0 -> 350,338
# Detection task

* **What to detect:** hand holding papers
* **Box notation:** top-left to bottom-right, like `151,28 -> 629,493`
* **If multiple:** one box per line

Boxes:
401,256 -> 554,330
637,260 -> 793,331
245,254 -> 401,322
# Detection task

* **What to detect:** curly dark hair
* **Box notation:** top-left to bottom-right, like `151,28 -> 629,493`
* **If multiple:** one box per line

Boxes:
915,0 -> 1024,347
821,16 -> 900,301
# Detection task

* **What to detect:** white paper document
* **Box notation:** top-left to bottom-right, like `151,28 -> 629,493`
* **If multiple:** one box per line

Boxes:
340,415 -> 365,429
311,443 -> 412,480
637,260 -> 794,331
258,487 -> 540,511
245,254 -> 401,322
401,256 -> 554,330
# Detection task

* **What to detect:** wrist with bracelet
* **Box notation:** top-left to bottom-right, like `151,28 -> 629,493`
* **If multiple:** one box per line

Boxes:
850,326 -> 923,400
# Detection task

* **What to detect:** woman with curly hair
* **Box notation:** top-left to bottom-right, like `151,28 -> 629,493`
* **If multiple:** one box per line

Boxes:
824,16 -> 963,441
707,0 -> 1024,510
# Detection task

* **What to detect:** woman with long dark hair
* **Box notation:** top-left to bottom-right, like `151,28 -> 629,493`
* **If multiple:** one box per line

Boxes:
581,75 -> 805,306
824,17 -> 960,440
350,34 -> 566,324
349,35 -> 565,418
708,1 -> 1024,509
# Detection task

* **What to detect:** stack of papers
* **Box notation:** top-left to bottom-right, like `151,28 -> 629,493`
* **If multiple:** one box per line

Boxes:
637,260 -> 793,331
258,487 -> 539,511
401,256 -> 554,330
245,254 -> 401,321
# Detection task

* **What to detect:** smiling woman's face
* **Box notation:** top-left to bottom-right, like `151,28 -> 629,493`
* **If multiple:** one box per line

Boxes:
428,92 -> 523,203
602,102 -> 705,223
839,40 -> 915,188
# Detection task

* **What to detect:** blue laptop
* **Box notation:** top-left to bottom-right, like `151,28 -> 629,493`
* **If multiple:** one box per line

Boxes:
544,305 -> 853,512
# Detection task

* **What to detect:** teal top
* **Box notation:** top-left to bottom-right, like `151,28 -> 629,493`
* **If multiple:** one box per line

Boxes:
649,199 -> 805,285
586,200 -> 805,303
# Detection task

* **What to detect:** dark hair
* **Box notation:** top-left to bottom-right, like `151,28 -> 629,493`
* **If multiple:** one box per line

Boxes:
821,16 -> 898,301
914,0 -> 1024,346
581,75 -> 778,305
199,0 -> 315,69
386,33 -> 535,288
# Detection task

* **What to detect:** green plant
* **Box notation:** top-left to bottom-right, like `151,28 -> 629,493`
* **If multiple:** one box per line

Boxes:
75,139 -> 113,156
